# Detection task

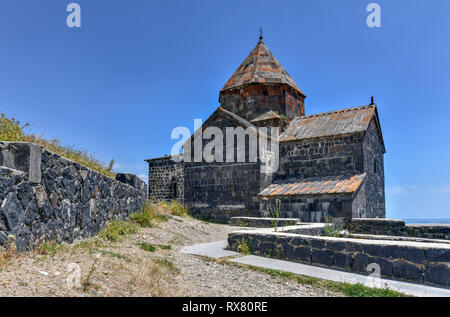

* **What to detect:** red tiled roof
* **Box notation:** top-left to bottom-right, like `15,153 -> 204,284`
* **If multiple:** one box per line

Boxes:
220,38 -> 305,95
258,174 -> 366,198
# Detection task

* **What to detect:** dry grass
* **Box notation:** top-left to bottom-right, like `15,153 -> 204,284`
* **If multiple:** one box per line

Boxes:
0,113 -> 115,178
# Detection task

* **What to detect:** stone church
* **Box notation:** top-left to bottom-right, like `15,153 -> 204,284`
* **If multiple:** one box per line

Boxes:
146,36 -> 386,222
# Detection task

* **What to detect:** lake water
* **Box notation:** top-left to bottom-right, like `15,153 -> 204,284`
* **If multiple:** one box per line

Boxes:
403,218 -> 450,224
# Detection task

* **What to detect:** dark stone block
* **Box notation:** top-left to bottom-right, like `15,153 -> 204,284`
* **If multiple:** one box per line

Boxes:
0,230 -> 7,245
309,238 -> 325,249
352,253 -> 369,273
260,242 -> 276,256
362,244 -> 383,257
2,192 -> 25,234
368,257 -> 393,278
24,200 -> 39,226
17,182 -> 33,209
333,252 -> 353,269
393,261 -> 423,282
345,242 -> 363,253
294,246 -> 311,263
424,263 -> 449,287
16,225 -> 31,252
279,243 -> 295,259
382,245 -> 401,259
402,247 -> 426,265
312,249 -> 333,267
326,240 -> 345,252
426,249 -> 450,263
291,236 -> 309,246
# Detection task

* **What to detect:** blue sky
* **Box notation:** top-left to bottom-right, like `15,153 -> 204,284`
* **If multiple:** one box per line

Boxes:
1,0 -> 449,220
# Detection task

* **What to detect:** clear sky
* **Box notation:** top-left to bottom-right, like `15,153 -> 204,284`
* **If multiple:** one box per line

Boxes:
1,0 -> 449,220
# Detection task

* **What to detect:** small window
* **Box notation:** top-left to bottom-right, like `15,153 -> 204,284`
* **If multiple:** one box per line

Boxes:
374,158 -> 377,174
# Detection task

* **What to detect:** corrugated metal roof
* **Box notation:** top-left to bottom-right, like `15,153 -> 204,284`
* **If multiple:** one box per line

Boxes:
220,38 -> 305,95
279,105 -> 377,142
258,174 -> 366,198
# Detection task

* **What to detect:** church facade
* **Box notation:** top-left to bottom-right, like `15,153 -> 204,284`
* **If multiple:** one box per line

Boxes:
146,36 -> 386,222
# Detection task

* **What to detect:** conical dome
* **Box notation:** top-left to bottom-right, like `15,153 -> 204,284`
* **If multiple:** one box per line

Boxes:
221,38 -> 305,96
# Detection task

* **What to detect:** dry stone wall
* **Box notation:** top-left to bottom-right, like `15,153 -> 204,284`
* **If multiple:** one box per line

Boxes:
0,142 -> 147,251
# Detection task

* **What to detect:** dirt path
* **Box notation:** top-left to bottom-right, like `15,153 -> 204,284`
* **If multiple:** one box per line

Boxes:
0,216 -> 340,297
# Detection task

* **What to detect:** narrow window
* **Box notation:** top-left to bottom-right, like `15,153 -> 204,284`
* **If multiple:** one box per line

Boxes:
173,182 -> 177,198
374,158 -> 377,174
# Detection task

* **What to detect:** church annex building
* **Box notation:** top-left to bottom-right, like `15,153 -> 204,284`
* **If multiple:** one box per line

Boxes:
146,36 -> 386,223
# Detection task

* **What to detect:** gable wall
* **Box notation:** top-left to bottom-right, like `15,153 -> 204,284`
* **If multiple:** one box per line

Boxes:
361,119 -> 385,218
182,115 -> 263,221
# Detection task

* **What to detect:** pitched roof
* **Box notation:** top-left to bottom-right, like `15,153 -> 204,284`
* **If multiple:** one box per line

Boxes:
250,111 -> 280,123
182,107 -> 275,150
279,104 -> 385,151
220,38 -> 305,96
258,174 -> 366,198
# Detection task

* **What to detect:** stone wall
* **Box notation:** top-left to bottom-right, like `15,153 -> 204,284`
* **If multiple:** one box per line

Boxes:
259,188 -> 366,222
219,83 -> 305,122
146,155 -> 184,203
0,142 -> 147,251
361,119 -> 385,218
348,218 -> 450,240
228,227 -> 450,287
184,161 -> 261,222
229,216 -> 299,228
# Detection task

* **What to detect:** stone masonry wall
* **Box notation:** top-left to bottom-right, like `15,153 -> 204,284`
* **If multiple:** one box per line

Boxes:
0,142 -> 147,252
147,156 -> 184,203
228,228 -> 450,287
277,134 -> 365,181
219,84 -> 305,122
361,119 -> 385,218
348,218 -> 450,240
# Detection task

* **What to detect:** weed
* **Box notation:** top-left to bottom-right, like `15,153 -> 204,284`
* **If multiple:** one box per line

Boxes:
236,238 -> 251,254
99,220 -> 139,242
38,241 -> 66,256
82,257 -> 99,292
269,199 -> 281,232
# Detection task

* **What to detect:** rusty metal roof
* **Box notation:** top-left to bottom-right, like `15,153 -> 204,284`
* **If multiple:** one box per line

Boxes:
279,104 -> 381,143
258,174 -> 366,198
250,111 -> 280,123
220,38 -> 305,95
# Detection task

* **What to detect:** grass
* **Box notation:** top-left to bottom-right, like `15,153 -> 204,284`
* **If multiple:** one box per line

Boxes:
99,220 -> 140,242
137,242 -> 172,252
130,201 -> 169,227
37,241 -> 67,256
0,113 -> 115,178
137,242 -> 156,252
224,260 -> 405,297
0,239 -> 16,268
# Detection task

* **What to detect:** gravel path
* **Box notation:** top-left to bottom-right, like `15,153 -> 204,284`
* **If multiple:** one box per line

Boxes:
0,215 -> 340,297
